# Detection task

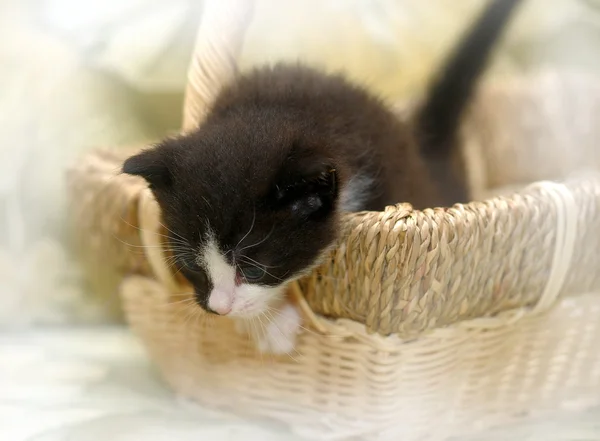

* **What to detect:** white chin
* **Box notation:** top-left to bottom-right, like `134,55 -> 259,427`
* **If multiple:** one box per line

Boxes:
233,299 -> 303,355
229,284 -> 285,318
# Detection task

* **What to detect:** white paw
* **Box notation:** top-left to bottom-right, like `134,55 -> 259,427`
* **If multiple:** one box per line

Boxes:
256,302 -> 302,355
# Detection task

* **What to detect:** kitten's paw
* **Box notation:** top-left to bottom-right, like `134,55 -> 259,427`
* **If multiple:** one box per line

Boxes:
256,302 -> 302,355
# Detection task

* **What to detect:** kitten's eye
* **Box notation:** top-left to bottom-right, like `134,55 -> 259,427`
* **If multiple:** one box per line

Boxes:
241,266 -> 266,282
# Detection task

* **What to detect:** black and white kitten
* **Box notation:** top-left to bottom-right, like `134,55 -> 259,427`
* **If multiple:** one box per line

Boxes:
123,0 -> 523,353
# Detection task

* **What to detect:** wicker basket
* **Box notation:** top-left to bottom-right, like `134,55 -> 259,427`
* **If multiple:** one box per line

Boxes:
67,1 -> 600,440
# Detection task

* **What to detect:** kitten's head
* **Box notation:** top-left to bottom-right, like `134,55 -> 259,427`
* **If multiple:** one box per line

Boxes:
123,111 -> 340,317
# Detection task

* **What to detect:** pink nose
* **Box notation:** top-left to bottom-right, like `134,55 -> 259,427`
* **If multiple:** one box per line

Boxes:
208,289 -> 233,315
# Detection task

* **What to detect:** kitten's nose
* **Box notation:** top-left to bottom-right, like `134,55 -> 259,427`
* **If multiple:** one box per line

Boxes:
208,289 -> 233,315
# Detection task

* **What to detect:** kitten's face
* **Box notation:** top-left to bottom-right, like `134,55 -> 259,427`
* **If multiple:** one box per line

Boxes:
123,114 -> 339,317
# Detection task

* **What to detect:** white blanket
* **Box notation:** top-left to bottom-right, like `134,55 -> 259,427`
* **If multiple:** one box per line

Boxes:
1,0 -> 600,439
1,327 -> 306,441
3,327 -> 600,441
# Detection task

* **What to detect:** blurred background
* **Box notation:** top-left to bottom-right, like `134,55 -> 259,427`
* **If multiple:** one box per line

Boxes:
1,0 -> 599,439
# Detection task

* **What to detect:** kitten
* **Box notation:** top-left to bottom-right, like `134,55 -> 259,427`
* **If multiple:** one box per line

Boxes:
123,0 -> 523,353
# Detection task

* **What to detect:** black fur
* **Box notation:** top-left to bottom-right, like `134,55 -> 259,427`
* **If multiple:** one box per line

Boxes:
122,0 -> 523,311
416,0 -> 523,203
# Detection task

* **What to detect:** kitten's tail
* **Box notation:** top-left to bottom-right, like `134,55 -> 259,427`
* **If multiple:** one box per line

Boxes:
415,0 -> 524,201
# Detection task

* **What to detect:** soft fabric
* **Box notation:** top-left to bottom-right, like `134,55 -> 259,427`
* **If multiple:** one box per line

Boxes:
3,327 -> 600,441
2,0 -> 600,438
1,327 -> 307,441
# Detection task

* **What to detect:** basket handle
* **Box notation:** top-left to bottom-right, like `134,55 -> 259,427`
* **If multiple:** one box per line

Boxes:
182,0 -> 255,132
139,0 -> 255,291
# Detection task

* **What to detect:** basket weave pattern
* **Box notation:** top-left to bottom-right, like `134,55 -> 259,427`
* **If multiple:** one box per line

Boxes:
66,1 -> 600,439
122,275 -> 600,440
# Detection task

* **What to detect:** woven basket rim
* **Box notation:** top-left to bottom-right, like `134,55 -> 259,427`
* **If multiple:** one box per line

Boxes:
66,0 -> 600,337
67,142 -> 600,336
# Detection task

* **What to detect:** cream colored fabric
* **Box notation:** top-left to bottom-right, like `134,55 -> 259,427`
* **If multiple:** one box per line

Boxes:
461,72 -> 600,195
3,326 -> 600,441
54,0 -> 600,439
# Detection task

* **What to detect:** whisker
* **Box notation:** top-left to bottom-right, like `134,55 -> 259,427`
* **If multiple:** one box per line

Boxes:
182,302 -> 201,329
167,297 -> 196,307
165,252 -> 189,264
156,298 -> 196,311
167,293 -> 200,321
170,291 -> 196,297
171,264 -> 186,279
237,255 -> 281,269
172,301 -> 195,323
249,317 -> 267,366
153,297 -> 194,309
113,237 -> 193,263
191,303 -> 205,334
237,257 -> 285,282
163,248 -> 197,261
266,305 -> 317,337
158,221 -> 190,246
117,215 -> 189,246
200,195 -> 213,212
255,313 -> 269,366
263,309 -> 300,362
235,205 -> 256,251
234,262 -> 249,284
237,224 -> 274,253
255,313 -> 278,367
113,241 -> 192,261
113,240 -> 169,250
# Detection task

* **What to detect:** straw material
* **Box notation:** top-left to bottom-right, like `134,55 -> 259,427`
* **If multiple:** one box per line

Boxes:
66,147 -> 155,308
182,0 -> 254,132
67,96 -> 600,337
121,275 -> 600,441
65,0 -> 600,439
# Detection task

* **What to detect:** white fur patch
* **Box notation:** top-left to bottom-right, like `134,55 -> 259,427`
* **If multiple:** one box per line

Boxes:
198,238 -> 284,317
201,240 -> 235,315
235,301 -> 302,354
339,174 -> 374,212
256,301 -> 302,354
230,284 -> 284,317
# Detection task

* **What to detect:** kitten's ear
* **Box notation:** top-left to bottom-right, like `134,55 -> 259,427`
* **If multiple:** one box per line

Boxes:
274,165 -> 338,220
122,147 -> 173,189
